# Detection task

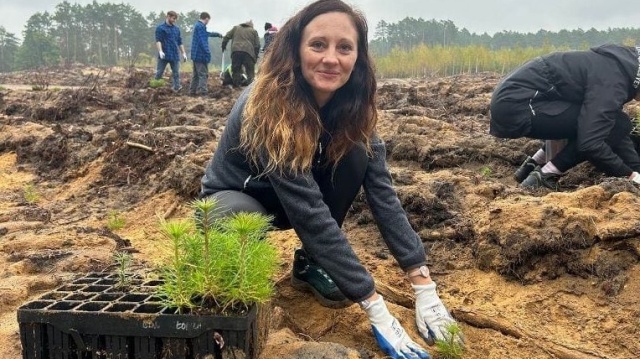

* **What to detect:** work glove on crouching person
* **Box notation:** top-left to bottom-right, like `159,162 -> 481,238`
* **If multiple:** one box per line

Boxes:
630,172 -> 640,185
158,50 -> 165,59
413,282 -> 464,346
361,295 -> 431,359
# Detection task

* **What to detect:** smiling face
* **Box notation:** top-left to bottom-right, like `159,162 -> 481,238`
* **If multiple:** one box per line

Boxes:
299,12 -> 358,107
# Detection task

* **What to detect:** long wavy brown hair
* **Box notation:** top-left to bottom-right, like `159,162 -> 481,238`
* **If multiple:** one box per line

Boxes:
241,0 -> 377,175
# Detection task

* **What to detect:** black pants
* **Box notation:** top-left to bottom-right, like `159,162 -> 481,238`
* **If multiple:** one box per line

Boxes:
527,103 -> 637,173
206,144 -> 368,230
231,51 -> 255,87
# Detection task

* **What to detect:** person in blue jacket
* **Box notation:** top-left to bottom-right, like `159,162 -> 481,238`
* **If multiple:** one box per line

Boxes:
189,12 -> 222,97
154,11 -> 187,92
491,44 -> 640,190
200,1 -> 463,358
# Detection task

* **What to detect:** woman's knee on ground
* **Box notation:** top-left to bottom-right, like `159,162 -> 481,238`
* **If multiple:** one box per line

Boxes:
200,190 -> 269,220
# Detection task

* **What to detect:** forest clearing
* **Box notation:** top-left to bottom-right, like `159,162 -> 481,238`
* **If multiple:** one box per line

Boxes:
0,66 -> 639,359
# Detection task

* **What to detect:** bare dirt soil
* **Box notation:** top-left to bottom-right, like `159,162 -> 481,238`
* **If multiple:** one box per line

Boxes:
1,66 -> 640,359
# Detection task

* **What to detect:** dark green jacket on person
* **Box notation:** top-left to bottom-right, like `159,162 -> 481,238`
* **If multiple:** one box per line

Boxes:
221,21 -> 261,61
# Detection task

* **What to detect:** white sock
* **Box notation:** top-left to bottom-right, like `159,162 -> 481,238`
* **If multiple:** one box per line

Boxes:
541,162 -> 563,175
532,149 -> 546,164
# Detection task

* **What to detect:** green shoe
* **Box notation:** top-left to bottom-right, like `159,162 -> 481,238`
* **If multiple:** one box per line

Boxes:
291,249 -> 351,308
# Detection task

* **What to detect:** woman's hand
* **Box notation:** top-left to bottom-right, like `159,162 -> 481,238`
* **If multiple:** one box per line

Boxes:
361,294 -> 431,359
413,282 -> 465,346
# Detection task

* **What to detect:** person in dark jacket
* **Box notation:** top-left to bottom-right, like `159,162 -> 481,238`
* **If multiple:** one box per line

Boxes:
189,12 -> 222,97
154,11 -> 187,92
490,44 -> 640,190
262,22 -> 278,53
221,20 -> 260,87
200,1 -> 462,357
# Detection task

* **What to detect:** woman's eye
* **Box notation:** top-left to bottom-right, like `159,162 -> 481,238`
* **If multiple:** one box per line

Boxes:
311,41 -> 325,50
339,44 -> 354,53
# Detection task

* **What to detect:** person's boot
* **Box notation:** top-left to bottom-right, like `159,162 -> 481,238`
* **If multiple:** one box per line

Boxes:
514,156 -> 538,183
519,167 -> 561,190
291,248 -> 351,308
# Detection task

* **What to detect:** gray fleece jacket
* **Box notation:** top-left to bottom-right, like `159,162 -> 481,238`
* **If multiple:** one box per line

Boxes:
200,87 -> 426,302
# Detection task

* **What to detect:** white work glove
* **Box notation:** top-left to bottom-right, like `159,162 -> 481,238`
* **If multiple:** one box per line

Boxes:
361,295 -> 431,359
182,53 -> 188,62
630,172 -> 640,185
158,50 -> 165,59
413,282 -> 464,345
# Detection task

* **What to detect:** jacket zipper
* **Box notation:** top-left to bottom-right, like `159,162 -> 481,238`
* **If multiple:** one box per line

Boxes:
243,175 -> 252,190
528,90 -> 539,116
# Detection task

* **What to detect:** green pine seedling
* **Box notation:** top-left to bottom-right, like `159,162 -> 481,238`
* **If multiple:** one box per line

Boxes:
158,219 -> 198,311
107,210 -> 126,230
149,79 -> 166,88
479,166 -> 492,178
113,251 -> 132,288
434,323 -> 465,359
215,211 -> 277,311
157,198 -> 278,314
23,183 -> 40,204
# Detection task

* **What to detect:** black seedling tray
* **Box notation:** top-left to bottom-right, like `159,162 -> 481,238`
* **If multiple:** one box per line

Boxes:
17,272 -> 264,359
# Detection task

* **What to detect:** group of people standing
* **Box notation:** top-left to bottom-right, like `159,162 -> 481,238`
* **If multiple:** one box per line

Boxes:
153,11 -> 278,95
154,1 -> 640,359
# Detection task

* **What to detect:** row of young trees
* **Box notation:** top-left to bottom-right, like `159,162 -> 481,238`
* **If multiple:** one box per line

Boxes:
1,2 -> 639,73
375,44 -> 569,78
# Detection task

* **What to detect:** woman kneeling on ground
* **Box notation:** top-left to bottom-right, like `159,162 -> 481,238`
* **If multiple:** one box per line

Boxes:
200,0 -> 463,357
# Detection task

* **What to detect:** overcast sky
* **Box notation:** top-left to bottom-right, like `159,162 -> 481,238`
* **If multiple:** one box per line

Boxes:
3,0 -> 640,40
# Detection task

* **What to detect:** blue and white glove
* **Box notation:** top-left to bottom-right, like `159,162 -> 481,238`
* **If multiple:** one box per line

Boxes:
413,282 -> 464,345
361,295 -> 431,359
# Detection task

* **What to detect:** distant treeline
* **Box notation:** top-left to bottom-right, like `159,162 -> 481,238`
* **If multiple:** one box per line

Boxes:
0,1 -> 639,75
372,18 -> 639,78
0,1 -> 225,73
370,18 -> 640,55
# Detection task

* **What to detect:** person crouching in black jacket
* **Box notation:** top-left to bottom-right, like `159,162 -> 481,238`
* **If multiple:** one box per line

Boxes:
490,44 -> 640,190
